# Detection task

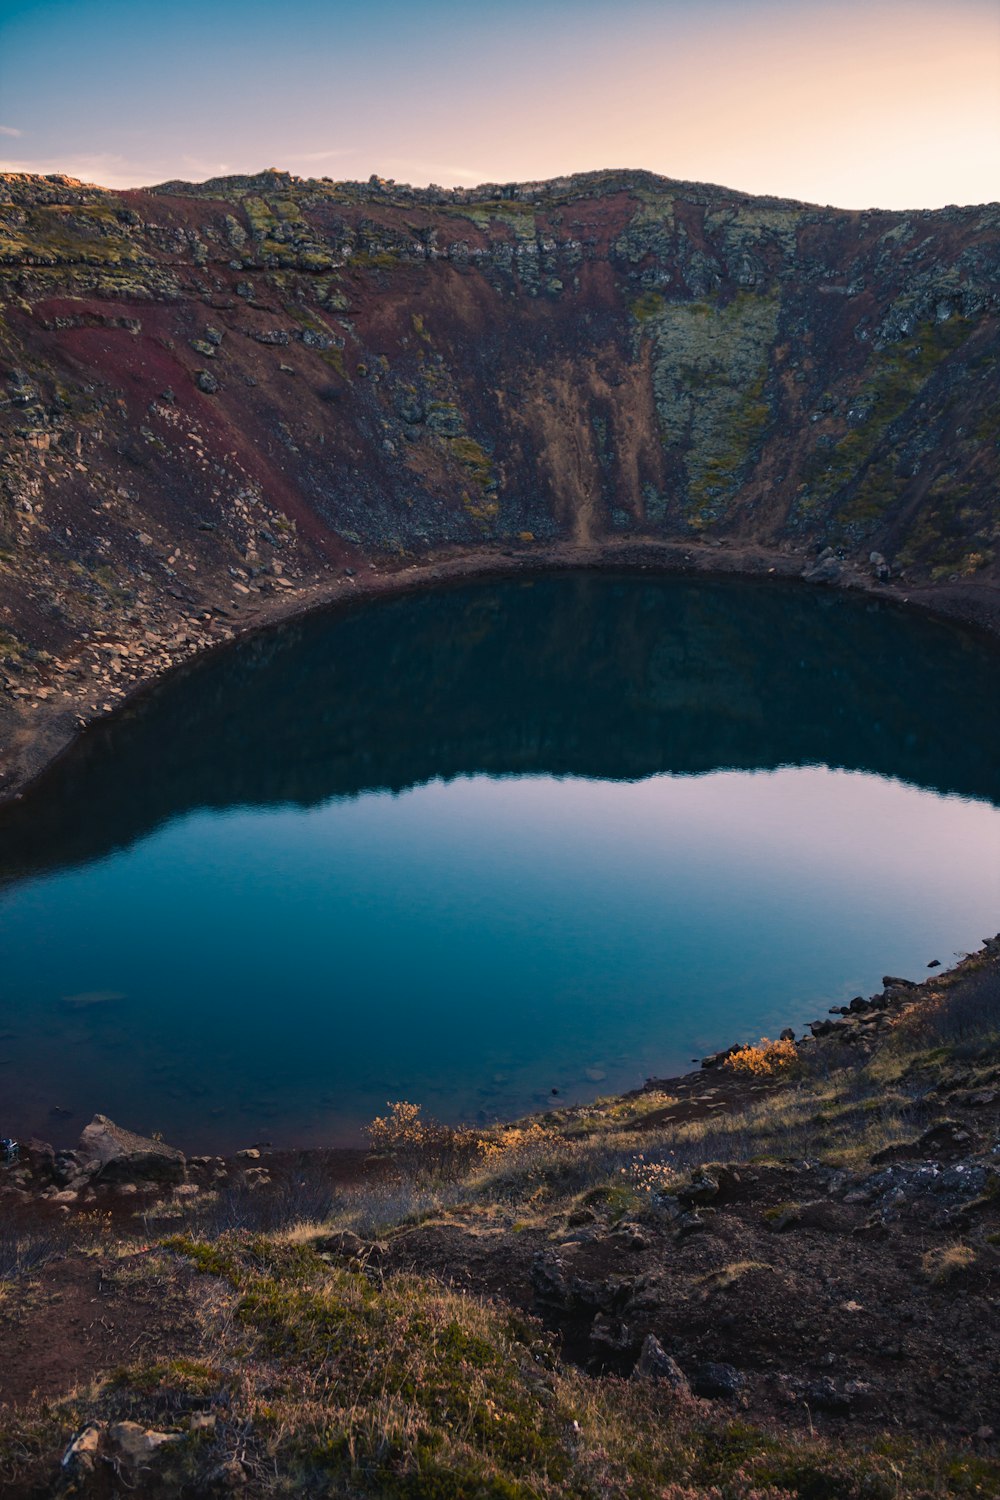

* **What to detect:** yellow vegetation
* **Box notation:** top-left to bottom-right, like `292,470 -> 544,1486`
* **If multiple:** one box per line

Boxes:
724,1037 -> 800,1077
921,1243 -> 976,1284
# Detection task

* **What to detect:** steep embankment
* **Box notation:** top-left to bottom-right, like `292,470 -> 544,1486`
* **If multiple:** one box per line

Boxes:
1,167 -> 998,798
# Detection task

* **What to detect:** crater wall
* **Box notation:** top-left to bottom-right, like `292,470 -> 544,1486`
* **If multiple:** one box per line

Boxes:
1,167 -> 998,797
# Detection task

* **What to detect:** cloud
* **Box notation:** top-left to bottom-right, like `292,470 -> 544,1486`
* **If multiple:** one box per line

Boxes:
0,152 -> 163,188
380,157 -> 487,185
0,126 -> 22,138
295,148 -> 355,164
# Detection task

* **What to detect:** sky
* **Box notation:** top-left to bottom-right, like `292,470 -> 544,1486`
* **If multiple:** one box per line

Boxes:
0,0 -> 997,209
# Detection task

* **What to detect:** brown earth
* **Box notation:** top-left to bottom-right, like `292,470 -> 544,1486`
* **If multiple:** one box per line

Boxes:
2,947 -> 998,1454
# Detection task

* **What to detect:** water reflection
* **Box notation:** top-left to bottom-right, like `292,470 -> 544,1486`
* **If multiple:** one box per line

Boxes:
0,573 -> 998,1149
3,574 -> 1000,883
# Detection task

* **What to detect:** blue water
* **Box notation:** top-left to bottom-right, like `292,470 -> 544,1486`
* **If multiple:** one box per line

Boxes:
1,574 -> 998,1149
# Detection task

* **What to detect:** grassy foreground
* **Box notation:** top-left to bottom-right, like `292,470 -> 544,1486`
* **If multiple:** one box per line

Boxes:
2,944 -> 1000,1497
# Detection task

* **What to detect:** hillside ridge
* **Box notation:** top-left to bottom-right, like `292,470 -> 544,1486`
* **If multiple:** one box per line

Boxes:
1,166 -> 998,798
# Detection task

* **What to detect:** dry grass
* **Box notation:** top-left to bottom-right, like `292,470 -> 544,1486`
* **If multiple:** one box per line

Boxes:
921,1243 -> 977,1285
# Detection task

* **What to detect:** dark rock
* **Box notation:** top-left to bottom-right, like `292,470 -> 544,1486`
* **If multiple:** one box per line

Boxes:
52,1150 -> 88,1186
611,1221 -> 650,1250
701,1044 -> 740,1069
588,1313 -> 634,1353
313,1229 -> 384,1262
425,403 -> 465,436
804,1376 -> 875,1413
675,1211 -> 710,1240
678,1171 -> 720,1206
802,552 -> 842,584
22,1137 -> 56,1179
958,1088 -> 999,1108
677,1163 -> 741,1208
195,369 -> 219,394
531,1252 -> 573,1310
632,1334 -> 691,1392
692,1361 -> 744,1399
766,1199 -> 851,1234
206,1458 -> 249,1490
566,1205 -> 597,1227
916,1120 -> 982,1156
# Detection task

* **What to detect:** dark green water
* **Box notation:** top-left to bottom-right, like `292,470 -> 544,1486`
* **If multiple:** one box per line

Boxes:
1,573 -> 999,1150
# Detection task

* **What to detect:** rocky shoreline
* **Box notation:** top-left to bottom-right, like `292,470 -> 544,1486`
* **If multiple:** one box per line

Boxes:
2,918 -> 1000,1495
4,536 -> 1000,815
5,931 -> 997,1218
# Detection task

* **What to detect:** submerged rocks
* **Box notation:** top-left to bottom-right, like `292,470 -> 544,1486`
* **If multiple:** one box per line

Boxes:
77,1113 -> 186,1184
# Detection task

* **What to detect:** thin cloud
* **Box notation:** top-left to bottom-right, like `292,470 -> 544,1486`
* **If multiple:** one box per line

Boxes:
0,152 -> 164,188
382,158 -> 488,185
0,126 -> 22,138
295,148 -> 355,163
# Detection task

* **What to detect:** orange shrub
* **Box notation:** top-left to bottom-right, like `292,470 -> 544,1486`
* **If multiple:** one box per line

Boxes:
723,1037 -> 800,1077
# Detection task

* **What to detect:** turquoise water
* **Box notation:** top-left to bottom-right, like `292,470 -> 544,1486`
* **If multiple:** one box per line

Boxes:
1,573 -> 999,1150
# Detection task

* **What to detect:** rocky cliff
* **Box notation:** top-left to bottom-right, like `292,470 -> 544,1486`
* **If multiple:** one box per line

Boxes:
1,167 -> 998,797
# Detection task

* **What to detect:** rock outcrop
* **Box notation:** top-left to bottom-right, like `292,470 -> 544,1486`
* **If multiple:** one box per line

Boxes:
77,1113 -> 186,1183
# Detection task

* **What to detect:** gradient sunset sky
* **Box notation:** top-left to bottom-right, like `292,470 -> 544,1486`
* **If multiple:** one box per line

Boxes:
1,0 -> 997,208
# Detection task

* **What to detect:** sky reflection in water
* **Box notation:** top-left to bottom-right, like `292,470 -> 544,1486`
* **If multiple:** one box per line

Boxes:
1,574 -> 998,1150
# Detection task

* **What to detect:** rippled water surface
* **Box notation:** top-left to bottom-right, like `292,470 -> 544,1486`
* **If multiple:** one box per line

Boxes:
2,573 -> 999,1149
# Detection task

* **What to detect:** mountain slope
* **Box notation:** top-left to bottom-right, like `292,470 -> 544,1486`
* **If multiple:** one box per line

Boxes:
1,167 -> 998,796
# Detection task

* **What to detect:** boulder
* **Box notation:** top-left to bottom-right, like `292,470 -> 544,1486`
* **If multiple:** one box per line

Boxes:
802,550 -> 842,584
61,1423 -> 103,1477
22,1137 -> 56,1179
588,1313 -> 634,1353
632,1334 -> 690,1392
692,1361 -> 744,1399
77,1114 -> 186,1184
108,1420 -> 182,1470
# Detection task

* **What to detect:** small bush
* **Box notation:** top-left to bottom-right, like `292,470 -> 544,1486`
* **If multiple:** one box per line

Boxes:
0,1220 -> 69,1280
366,1101 -> 489,1178
724,1038 -> 800,1077
921,1244 -> 976,1285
